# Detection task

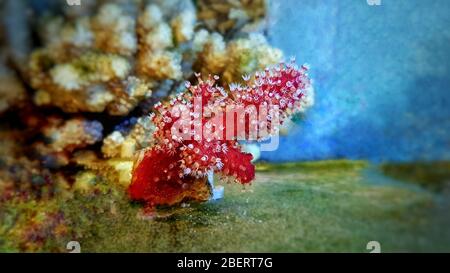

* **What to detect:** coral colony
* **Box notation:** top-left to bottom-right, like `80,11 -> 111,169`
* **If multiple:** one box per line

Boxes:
130,61 -> 312,208
0,0 -> 314,251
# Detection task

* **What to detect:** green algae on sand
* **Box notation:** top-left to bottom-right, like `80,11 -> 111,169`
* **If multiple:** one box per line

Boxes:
2,160 -> 450,252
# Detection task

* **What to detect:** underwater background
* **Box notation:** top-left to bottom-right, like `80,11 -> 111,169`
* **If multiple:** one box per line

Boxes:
20,0 -> 450,162
263,0 -> 450,162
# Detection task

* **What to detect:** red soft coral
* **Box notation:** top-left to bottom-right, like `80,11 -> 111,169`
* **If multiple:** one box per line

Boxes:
129,61 -> 311,207
129,147 -> 212,207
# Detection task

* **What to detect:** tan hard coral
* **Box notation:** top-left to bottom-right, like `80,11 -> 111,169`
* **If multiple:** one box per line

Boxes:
28,1 -> 193,115
92,3 -> 138,56
102,116 -> 155,159
192,31 -> 283,84
197,0 -> 267,35
40,118 -> 103,153
0,59 -> 26,114
136,4 -> 185,80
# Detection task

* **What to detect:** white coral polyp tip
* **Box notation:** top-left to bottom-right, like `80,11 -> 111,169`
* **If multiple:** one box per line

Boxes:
242,74 -> 250,81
